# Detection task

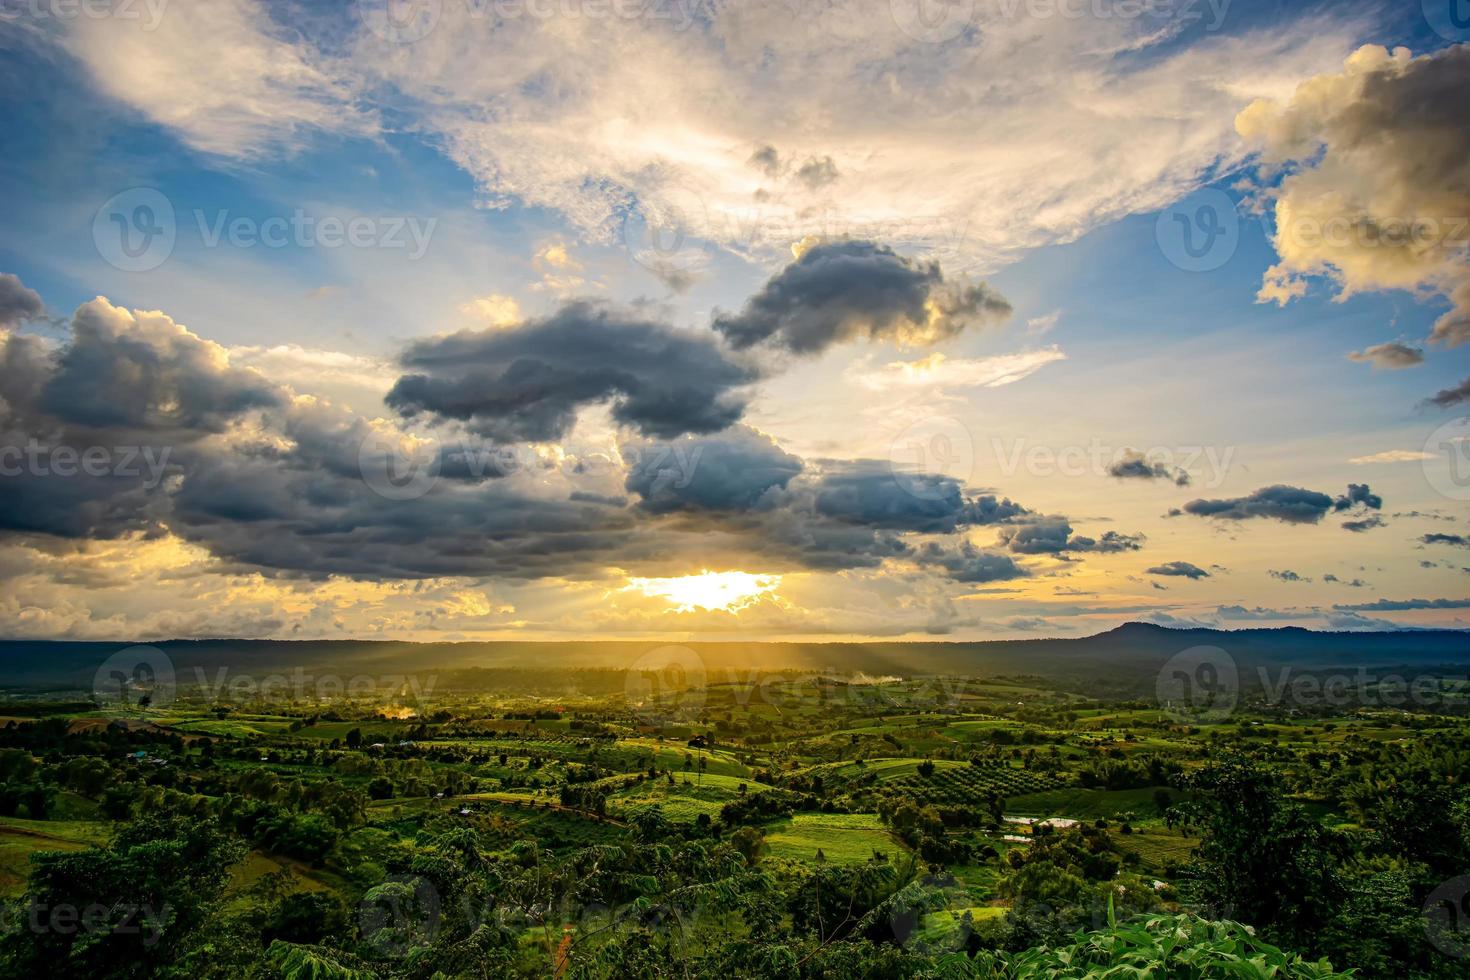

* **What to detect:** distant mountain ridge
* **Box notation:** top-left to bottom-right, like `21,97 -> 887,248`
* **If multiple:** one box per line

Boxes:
0,622 -> 1466,694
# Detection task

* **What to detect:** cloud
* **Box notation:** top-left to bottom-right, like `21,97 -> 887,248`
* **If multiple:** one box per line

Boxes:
1269,569 -> 1311,582
37,297 -> 281,436
53,0 -> 373,159
1237,44 -> 1470,347
1424,377 -> 1470,409
0,273 -> 44,330
917,540 -> 1028,585
1326,610 -> 1403,631
1217,605 -> 1305,621
387,301 -> 759,442
1349,449 -> 1434,464
1346,342 -> 1424,369
1335,598 -> 1470,611
806,460 -> 1030,534
1180,483 -> 1380,525
3,285 -> 1140,594
1026,311 -> 1061,335
1322,574 -> 1368,587
1423,533 -> 1470,548
712,240 -> 1010,355
999,520 -> 1143,555
852,347 -> 1064,391
1148,561 -> 1211,579
624,426 -> 803,514
1340,515 -> 1385,533
1107,450 -> 1190,486
1334,483 -> 1382,511
1143,611 -> 1219,629
341,4 -> 1361,273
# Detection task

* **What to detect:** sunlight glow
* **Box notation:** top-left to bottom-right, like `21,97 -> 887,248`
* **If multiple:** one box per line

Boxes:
625,570 -> 781,612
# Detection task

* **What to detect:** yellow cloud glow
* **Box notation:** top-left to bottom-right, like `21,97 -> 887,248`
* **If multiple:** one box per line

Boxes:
625,570 -> 781,612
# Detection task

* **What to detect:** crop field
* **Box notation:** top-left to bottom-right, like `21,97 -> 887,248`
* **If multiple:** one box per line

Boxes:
0,817 -> 110,896
762,813 -> 901,864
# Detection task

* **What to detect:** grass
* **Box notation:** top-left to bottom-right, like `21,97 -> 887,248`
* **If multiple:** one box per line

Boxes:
914,906 -> 1008,948
227,851 -> 334,896
1113,829 -> 1199,870
608,772 -> 774,823
763,813 -> 900,864
1005,787 -> 1185,820
0,817 -> 111,896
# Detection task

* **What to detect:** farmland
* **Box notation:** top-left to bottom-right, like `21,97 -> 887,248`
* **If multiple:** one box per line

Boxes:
0,649 -> 1466,977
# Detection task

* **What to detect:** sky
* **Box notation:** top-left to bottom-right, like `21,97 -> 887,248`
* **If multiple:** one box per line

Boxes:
0,0 -> 1467,642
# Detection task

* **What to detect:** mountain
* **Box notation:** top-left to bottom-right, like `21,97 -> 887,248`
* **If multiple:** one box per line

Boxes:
0,623 -> 1465,696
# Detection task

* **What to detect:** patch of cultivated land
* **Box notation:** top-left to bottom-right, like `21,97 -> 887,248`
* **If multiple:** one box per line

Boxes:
762,813 -> 901,864
0,817 -> 110,896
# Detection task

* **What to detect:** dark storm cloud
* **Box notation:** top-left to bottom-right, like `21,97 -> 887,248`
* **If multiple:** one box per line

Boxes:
0,279 -> 1132,588
808,460 -> 1028,533
1066,531 -> 1146,553
620,447 -> 1041,574
1180,483 -> 1381,525
998,520 -> 1073,554
624,426 -> 803,514
0,273 -> 44,329
711,240 -> 1010,354
997,519 -> 1143,555
1424,377 -> 1470,409
1333,483 -> 1382,512
917,540 -> 1029,584
1107,450 -> 1189,486
1423,533 -> 1470,547
40,300 -> 280,435
1346,342 -> 1423,369
387,301 -> 759,442
1147,561 -> 1210,579
0,296 -> 271,540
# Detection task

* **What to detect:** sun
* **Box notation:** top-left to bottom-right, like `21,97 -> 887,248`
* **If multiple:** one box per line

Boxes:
625,570 -> 781,612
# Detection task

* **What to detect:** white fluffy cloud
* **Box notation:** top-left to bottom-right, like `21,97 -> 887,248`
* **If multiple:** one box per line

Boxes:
37,2 -> 1364,270
851,347 -> 1065,391
1237,44 -> 1470,346
55,0 -> 372,158
361,4 -> 1361,270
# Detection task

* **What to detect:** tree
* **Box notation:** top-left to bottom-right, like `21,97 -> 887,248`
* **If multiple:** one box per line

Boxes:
1,813 -> 245,979
1176,756 -> 1343,953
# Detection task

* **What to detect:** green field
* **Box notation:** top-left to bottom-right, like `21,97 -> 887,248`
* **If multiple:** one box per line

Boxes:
0,817 -> 110,896
763,813 -> 900,864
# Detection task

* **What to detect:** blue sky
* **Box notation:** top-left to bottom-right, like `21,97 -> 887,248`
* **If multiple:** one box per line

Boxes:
0,0 -> 1466,640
